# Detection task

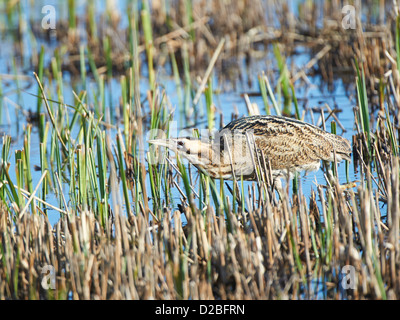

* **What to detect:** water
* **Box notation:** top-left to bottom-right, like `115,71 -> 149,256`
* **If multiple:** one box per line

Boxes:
0,1 -> 360,226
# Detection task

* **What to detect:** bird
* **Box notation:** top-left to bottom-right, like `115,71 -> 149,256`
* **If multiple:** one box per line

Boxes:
149,115 -> 352,183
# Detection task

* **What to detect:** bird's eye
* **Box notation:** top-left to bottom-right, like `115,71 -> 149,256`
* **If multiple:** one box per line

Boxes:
177,141 -> 184,148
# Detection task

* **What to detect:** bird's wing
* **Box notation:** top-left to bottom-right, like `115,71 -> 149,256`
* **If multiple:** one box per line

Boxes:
255,134 -> 331,169
222,115 -> 351,165
225,124 -> 333,170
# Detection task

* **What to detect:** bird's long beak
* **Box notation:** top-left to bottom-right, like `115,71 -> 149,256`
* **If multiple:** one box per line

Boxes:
148,139 -> 179,152
148,138 -> 209,167
148,139 -> 170,148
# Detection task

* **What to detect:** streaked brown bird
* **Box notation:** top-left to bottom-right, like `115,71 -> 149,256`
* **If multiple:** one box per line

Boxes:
149,115 -> 351,182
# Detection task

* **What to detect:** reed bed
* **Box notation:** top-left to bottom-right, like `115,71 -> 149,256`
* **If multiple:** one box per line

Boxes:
1,151 -> 399,299
0,0 -> 399,300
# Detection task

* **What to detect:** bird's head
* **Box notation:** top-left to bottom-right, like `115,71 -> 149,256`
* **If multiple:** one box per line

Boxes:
148,137 -> 214,166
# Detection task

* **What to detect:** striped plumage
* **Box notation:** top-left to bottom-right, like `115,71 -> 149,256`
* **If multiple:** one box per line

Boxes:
149,115 -> 352,181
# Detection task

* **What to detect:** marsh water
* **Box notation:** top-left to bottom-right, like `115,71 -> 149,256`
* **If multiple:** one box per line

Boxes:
0,1 -> 360,225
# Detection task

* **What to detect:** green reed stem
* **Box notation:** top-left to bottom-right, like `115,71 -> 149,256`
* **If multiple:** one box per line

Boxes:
116,131 -> 131,217
79,45 -> 87,89
259,72 -> 270,115
68,0 -> 76,29
141,2 -> 155,91
36,45 -> 45,115
355,59 -> 371,156
205,77 -> 214,132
